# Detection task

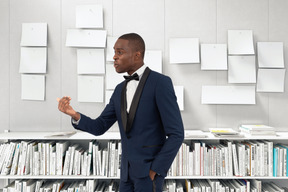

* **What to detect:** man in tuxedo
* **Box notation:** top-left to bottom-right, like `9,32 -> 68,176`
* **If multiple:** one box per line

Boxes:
58,33 -> 184,192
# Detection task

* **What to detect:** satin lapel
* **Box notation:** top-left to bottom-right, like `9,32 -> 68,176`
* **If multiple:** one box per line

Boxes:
121,81 -> 128,131
126,67 -> 151,133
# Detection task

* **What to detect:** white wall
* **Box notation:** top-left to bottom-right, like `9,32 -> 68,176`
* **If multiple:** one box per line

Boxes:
1,0 -> 288,132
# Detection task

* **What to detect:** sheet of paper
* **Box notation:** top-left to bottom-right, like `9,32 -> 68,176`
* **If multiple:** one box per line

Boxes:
105,90 -> 114,105
257,69 -> 286,92
76,4 -> 103,28
169,38 -> 199,64
257,42 -> 284,68
78,76 -> 104,102
66,29 -> 107,47
19,47 -> 47,73
77,49 -> 105,74
201,44 -> 227,70
202,85 -> 255,104
106,64 -> 124,90
106,36 -> 118,62
228,56 -> 256,83
21,74 -> 45,101
174,86 -> 184,111
21,23 -> 47,46
144,50 -> 162,73
228,30 -> 254,55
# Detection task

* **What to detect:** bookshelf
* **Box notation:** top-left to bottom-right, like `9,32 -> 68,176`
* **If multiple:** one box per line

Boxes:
1,131 -> 288,191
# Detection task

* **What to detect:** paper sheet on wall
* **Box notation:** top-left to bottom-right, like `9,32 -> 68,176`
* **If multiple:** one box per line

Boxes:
106,36 -> 118,62
66,29 -> 107,47
202,85 -> 255,104
106,64 -> 124,90
21,23 -> 47,46
228,30 -> 254,55
144,50 -> 162,73
21,74 -> 45,101
257,69 -> 286,92
105,90 -> 114,105
228,56 -> 256,83
76,4 -> 103,28
78,76 -> 104,102
169,38 -> 199,64
201,44 -> 227,70
174,86 -> 184,111
77,49 -> 105,74
19,47 -> 47,73
257,42 -> 284,68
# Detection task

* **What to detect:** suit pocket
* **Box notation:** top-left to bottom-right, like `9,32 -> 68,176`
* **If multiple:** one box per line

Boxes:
142,144 -> 163,148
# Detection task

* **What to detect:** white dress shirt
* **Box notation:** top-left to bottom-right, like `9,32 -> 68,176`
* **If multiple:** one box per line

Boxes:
126,65 -> 147,112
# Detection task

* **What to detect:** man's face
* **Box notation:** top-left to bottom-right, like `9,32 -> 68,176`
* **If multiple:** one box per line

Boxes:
113,39 -> 136,75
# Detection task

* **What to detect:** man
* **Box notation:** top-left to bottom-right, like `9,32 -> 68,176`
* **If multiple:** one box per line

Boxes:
58,33 -> 184,192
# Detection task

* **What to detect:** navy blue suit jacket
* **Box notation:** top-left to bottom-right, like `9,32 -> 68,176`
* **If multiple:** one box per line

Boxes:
73,70 -> 184,181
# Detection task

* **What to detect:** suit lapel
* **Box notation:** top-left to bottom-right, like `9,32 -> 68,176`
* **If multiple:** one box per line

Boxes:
125,67 -> 151,133
121,80 -> 128,132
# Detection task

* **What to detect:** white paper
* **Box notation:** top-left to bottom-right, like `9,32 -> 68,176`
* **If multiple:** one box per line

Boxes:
174,86 -> 184,111
202,85 -> 255,104
105,90 -> 114,105
169,38 -> 199,64
257,69 -> 286,92
77,49 -> 105,74
66,29 -> 107,47
19,47 -> 47,73
78,76 -> 104,102
201,44 -> 228,70
228,30 -> 254,55
106,36 -> 118,62
144,50 -> 162,73
76,5 -> 103,28
106,64 -> 124,90
21,74 -> 45,101
257,42 -> 284,68
228,56 -> 256,83
21,23 -> 47,46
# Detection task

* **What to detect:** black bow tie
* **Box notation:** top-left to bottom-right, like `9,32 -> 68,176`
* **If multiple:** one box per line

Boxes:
124,73 -> 139,81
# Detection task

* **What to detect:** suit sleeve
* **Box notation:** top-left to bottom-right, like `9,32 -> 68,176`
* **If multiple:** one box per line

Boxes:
151,75 -> 184,177
72,91 -> 117,136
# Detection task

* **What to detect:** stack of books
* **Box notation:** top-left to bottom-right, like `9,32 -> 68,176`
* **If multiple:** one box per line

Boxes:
239,125 -> 276,136
209,128 -> 243,137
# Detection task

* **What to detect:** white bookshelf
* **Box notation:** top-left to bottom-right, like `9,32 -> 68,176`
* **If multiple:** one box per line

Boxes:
1,130 -> 288,190
0,131 -> 121,140
1,130 -> 288,140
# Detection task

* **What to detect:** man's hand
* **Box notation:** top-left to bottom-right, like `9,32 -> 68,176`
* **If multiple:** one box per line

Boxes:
57,96 -> 80,121
149,169 -> 157,181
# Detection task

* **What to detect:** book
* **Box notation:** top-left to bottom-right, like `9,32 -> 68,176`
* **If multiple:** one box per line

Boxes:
209,128 -> 243,137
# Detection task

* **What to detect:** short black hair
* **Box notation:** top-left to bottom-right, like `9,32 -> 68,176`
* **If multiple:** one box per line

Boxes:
118,33 -> 145,59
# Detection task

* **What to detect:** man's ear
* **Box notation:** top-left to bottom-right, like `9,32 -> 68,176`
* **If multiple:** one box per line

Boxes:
135,51 -> 142,60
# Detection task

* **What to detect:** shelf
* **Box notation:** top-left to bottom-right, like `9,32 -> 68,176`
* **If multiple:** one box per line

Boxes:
0,175 -> 287,180
1,131 -> 288,140
0,131 -> 121,140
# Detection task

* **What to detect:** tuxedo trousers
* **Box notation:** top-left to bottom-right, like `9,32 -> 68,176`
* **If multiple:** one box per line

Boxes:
119,163 -> 164,192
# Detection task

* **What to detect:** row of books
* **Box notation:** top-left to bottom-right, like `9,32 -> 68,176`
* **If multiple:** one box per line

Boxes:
4,179 -> 287,192
165,179 -> 287,192
0,140 -> 121,177
1,139 -> 288,178
3,179 -> 119,192
168,140 -> 288,177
